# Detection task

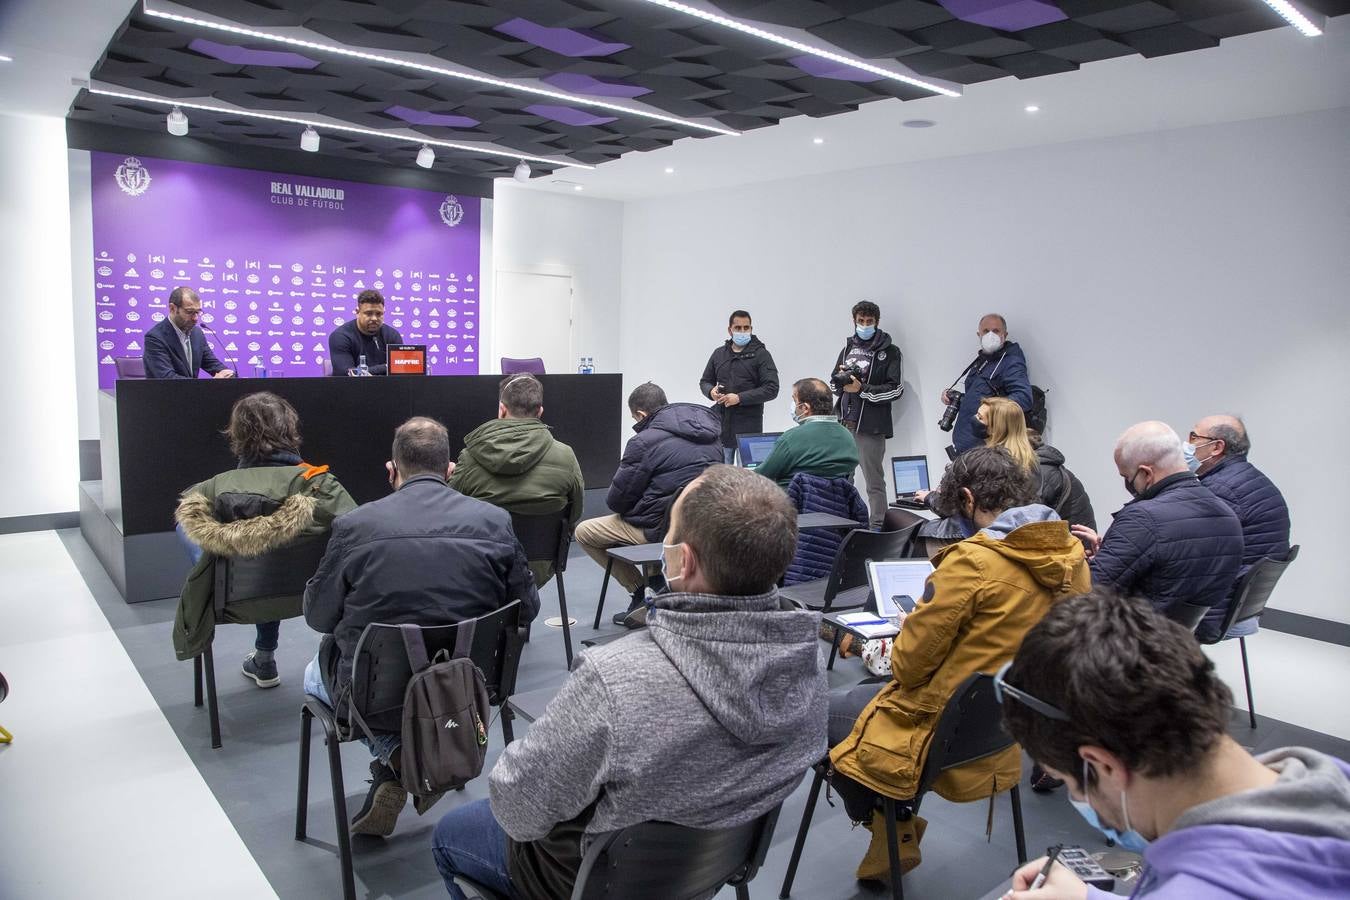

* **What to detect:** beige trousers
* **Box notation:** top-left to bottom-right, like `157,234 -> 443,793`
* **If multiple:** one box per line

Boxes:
574,514 -> 651,593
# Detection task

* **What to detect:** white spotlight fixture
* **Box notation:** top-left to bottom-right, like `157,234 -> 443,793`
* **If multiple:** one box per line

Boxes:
1261,0 -> 1323,36
513,160 -> 531,183
813,137 -> 824,145
300,126 -> 319,152
416,144 -> 435,168
166,106 -> 189,136
1024,105 -> 1040,113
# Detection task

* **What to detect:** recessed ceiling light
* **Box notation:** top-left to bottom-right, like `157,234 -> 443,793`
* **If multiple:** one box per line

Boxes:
0,54 -> 13,63
902,119 -> 935,128
1261,0 -> 1323,36
1025,105 -> 1040,113
573,185 -> 583,191
664,166 -> 675,174
813,137 -> 824,145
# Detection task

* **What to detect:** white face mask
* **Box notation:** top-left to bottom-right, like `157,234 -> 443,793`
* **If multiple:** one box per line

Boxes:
980,332 -> 1004,354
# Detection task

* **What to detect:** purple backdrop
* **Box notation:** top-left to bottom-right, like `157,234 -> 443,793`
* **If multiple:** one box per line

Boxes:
90,152 -> 482,387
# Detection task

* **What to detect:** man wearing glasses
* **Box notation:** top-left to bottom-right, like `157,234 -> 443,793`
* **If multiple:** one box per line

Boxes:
143,287 -> 234,379
995,591 -> 1350,900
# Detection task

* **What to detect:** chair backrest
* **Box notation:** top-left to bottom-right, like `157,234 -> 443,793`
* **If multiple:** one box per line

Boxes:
572,806 -> 781,900
114,356 -> 146,379
1164,600 -> 1211,633
1210,544 -> 1300,643
322,359 -> 333,376
213,534 -> 331,619
882,508 -> 928,557
348,600 -> 525,734
822,525 -> 920,610
510,506 -> 572,575
501,357 -> 546,375
915,673 -> 1016,799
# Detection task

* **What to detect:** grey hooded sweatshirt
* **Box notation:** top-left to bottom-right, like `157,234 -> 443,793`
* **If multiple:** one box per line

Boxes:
489,589 -> 828,900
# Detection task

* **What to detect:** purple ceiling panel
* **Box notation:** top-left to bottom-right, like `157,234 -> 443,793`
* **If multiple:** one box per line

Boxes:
493,17 -> 629,57
524,104 -> 618,127
188,38 -> 319,69
542,72 -> 651,98
938,0 -> 1067,31
789,55 -> 884,82
384,105 -> 480,128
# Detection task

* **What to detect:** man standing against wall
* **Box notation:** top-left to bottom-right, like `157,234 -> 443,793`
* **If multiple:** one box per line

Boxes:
832,301 -> 902,528
942,313 -> 1031,455
699,310 -> 779,464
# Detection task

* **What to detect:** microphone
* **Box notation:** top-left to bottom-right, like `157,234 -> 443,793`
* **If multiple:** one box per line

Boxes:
199,322 -> 239,375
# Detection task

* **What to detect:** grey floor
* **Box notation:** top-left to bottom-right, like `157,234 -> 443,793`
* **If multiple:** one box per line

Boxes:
58,525 -> 1350,900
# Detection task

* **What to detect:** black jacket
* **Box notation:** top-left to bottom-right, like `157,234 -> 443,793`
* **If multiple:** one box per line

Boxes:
327,319 -> 403,376
303,474 -> 539,694
143,317 -> 228,379
1090,472 -> 1243,621
832,330 -> 904,438
1036,445 -> 1096,531
607,403 -> 722,540
699,337 -> 780,448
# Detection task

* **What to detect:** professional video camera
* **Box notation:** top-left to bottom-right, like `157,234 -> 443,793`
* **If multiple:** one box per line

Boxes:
831,363 -> 865,391
938,389 -> 964,432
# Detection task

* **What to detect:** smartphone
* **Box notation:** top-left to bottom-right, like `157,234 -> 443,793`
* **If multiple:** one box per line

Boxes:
892,594 -> 916,614
1057,848 -> 1115,890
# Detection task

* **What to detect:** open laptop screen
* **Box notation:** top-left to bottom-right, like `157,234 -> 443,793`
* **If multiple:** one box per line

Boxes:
891,455 -> 931,498
736,432 -> 783,468
867,559 -> 934,619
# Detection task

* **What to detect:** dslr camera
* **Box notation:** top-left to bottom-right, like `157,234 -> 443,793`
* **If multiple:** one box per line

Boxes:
832,363 -> 865,391
938,389 -> 964,431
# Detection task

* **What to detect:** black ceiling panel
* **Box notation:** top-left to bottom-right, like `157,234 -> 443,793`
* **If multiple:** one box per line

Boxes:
71,0 -> 1341,178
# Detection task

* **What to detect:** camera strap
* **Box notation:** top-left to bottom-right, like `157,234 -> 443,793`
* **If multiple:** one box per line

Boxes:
948,356 -> 981,392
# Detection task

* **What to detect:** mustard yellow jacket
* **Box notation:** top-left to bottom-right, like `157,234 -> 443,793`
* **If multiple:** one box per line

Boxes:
830,511 -> 1090,801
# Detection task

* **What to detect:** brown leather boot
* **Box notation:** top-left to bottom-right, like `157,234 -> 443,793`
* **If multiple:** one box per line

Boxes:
855,814 -> 927,882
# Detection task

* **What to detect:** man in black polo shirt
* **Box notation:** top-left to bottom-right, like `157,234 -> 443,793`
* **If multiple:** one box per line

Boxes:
327,289 -> 403,375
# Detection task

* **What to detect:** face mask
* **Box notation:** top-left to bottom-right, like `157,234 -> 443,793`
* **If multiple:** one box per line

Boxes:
971,419 -> 989,442
1072,762 -> 1150,853
1124,469 -> 1144,498
789,402 -> 804,424
661,543 -> 684,588
980,332 -> 1004,354
731,331 -> 752,347
855,325 -> 876,341
1184,439 -> 1216,473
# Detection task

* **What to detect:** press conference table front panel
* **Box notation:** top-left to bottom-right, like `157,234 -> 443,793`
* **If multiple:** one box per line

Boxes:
102,374 -> 623,537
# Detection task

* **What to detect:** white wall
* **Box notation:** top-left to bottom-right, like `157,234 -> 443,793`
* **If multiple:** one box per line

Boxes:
620,107 -> 1350,624
491,183 -> 624,375
0,113 -> 79,518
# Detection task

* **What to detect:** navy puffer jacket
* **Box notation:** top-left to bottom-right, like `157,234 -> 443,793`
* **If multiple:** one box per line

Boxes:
607,403 -> 722,540
783,473 -> 869,585
1090,472 -> 1243,623
1196,455 -> 1291,640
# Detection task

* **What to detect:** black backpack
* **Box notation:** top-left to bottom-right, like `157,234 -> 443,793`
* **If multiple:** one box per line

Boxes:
395,623 -> 490,797
1026,385 -> 1049,433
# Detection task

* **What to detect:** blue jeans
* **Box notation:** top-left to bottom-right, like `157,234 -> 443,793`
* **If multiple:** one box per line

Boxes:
177,522 -> 280,652
303,654 -> 401,768
432,798 -> 514,900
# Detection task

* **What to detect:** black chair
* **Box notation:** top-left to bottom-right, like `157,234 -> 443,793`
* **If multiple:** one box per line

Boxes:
779,526 -> 920,614
1198,545 -> 1300,728
780,674 -> 1027,900
510,506 -> 576,668
456,805 -> 782,900
193,535 -> 330,749
882,508 -> 928,558
1163,600 -> 1212,633
294,601 -> 526,900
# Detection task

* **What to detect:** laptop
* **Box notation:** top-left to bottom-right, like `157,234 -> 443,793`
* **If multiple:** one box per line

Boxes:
387,344 -> 427,375
867,559 -> 934,619
891,455 -> 931,509
736,432 -> 783,469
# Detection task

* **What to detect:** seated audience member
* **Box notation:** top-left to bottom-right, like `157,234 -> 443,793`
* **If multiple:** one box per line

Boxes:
173,392 -> 355,685
302,416 -> 538,837
432,465 -> 828,900
829,447 -> 1090,880
574,382 -> 721,624
449,374 -> 585,587
754,377 -> 859,487
327,289 -> 403,376
1187,415 -> 1291,642
1072,421 -> 1243,624
998,591 -> 1350,900
144,287 -> 235,380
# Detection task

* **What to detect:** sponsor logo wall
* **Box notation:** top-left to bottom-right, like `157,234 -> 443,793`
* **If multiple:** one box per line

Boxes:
91,152 -> 482,388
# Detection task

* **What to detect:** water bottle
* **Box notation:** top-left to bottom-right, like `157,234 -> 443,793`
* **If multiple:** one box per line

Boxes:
583,356 -> 595,374
577,356 -> 587,374
356,354 -> 370,376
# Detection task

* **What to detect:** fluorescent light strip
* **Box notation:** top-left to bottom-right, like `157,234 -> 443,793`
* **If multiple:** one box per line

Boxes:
634,0 -> 959,97
87,86 -> 592,168
1261,0 -> 1323,36
142,4 -> 741,136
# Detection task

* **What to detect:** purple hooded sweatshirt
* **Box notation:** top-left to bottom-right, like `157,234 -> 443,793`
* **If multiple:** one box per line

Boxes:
1087,747 -> 1350,899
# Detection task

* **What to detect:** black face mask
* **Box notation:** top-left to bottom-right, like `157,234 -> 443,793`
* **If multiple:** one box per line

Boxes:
1124,470 -> 1143,498
971,419 -> 989,442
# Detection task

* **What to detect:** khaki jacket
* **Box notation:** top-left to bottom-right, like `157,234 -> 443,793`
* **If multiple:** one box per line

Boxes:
830,510 -> 1090,802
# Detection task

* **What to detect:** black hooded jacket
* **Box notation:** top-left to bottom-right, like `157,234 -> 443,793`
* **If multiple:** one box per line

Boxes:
699,336 -> 780,448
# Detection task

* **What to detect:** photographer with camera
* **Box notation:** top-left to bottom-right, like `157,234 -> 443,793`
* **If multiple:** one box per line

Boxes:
939,314 -> 1032,456
832,300 -> 903,528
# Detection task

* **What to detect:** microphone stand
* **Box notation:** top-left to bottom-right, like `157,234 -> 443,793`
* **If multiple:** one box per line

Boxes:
199,322 -> 239,375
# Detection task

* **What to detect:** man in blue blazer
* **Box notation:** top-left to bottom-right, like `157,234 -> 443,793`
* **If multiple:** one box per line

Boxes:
143,287 -> 234,380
